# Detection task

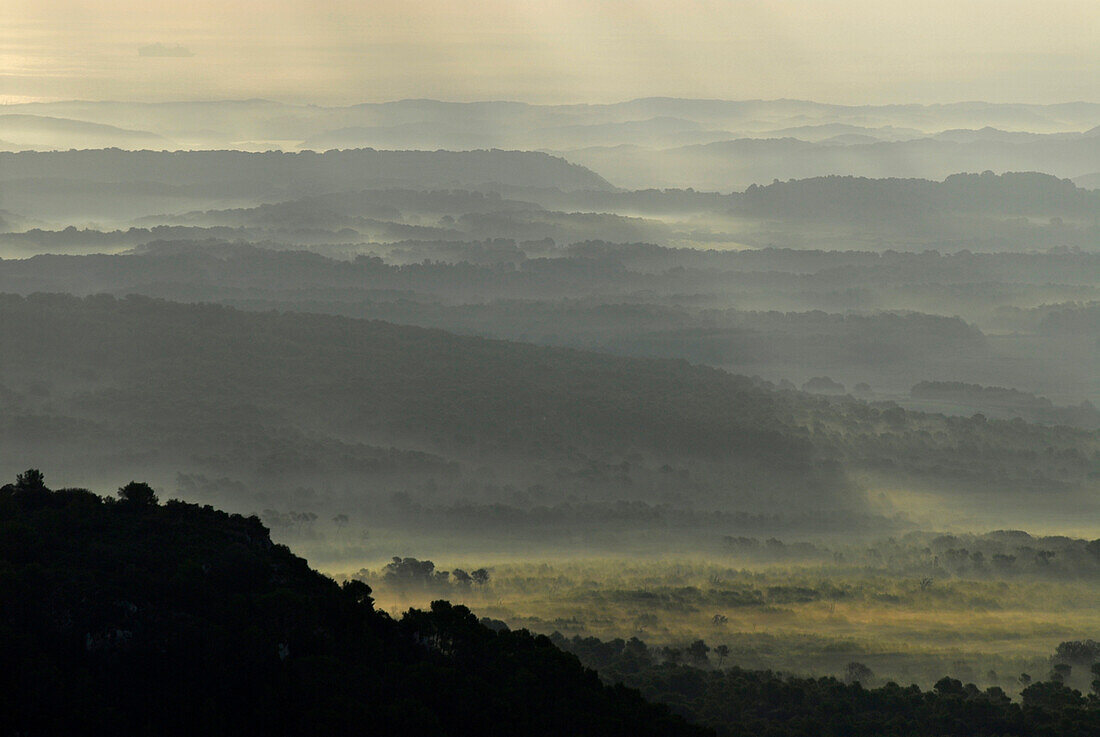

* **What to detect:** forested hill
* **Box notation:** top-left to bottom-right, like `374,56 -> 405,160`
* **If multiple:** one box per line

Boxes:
0,474 -> 705,736
0,291 -> 801,462
0,291 -> 847,515
734,172 -> 1100,220
0,148 -> 613,193
0,293 -> 1095,525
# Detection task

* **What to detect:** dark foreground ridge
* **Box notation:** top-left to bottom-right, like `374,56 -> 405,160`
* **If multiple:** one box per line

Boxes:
0,472 -> 704,737
8,471 -> 1100,737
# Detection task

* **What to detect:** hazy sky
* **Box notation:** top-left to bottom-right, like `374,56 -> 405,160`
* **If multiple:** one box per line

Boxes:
3,0 -> 1099,105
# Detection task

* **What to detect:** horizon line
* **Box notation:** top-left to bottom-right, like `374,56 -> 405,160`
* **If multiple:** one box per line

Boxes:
4,96 -> 1100,109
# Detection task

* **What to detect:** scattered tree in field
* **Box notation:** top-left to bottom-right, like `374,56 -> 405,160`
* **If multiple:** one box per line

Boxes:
384,557 -> 450,586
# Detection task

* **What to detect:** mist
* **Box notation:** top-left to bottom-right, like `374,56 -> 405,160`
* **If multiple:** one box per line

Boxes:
5,2 -> 1100,734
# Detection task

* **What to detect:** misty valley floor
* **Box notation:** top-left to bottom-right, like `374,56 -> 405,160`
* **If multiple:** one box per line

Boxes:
315,551 -> 1100,697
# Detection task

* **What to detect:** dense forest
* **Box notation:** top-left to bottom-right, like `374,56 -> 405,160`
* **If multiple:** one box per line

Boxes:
555,632 -> 1100,737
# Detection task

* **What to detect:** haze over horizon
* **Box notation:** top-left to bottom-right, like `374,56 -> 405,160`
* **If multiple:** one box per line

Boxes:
4,0 -> 1100,106
8,95 -> 1100,108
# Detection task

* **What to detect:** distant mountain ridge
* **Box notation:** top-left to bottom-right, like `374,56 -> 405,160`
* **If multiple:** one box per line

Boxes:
0,148 -> 613,194
568,135 -> 1100,189
3,97 -> 1099,155
4,98 -> 1100,190
0,114 -> 165,149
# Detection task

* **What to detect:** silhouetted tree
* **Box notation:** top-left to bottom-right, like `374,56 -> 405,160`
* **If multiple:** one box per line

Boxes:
15,468 -> 46,494
118,481 -> 158,506
384,557 -> 450,586
341,579 -> 374,610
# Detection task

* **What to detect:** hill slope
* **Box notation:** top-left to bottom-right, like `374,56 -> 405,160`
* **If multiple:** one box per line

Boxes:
0,292 -> 843,515
0,114 -> 167,150
0,476 -> 705,735
0,293 -> 1095,536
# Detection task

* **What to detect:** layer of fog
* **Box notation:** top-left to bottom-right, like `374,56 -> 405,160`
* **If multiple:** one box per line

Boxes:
4,99 -> 1100,192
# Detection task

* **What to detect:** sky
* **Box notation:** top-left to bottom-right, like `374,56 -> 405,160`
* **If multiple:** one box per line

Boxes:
2,0 -> 1099,105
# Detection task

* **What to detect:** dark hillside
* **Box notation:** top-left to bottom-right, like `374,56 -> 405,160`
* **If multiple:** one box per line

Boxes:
0,474 -> 705,736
